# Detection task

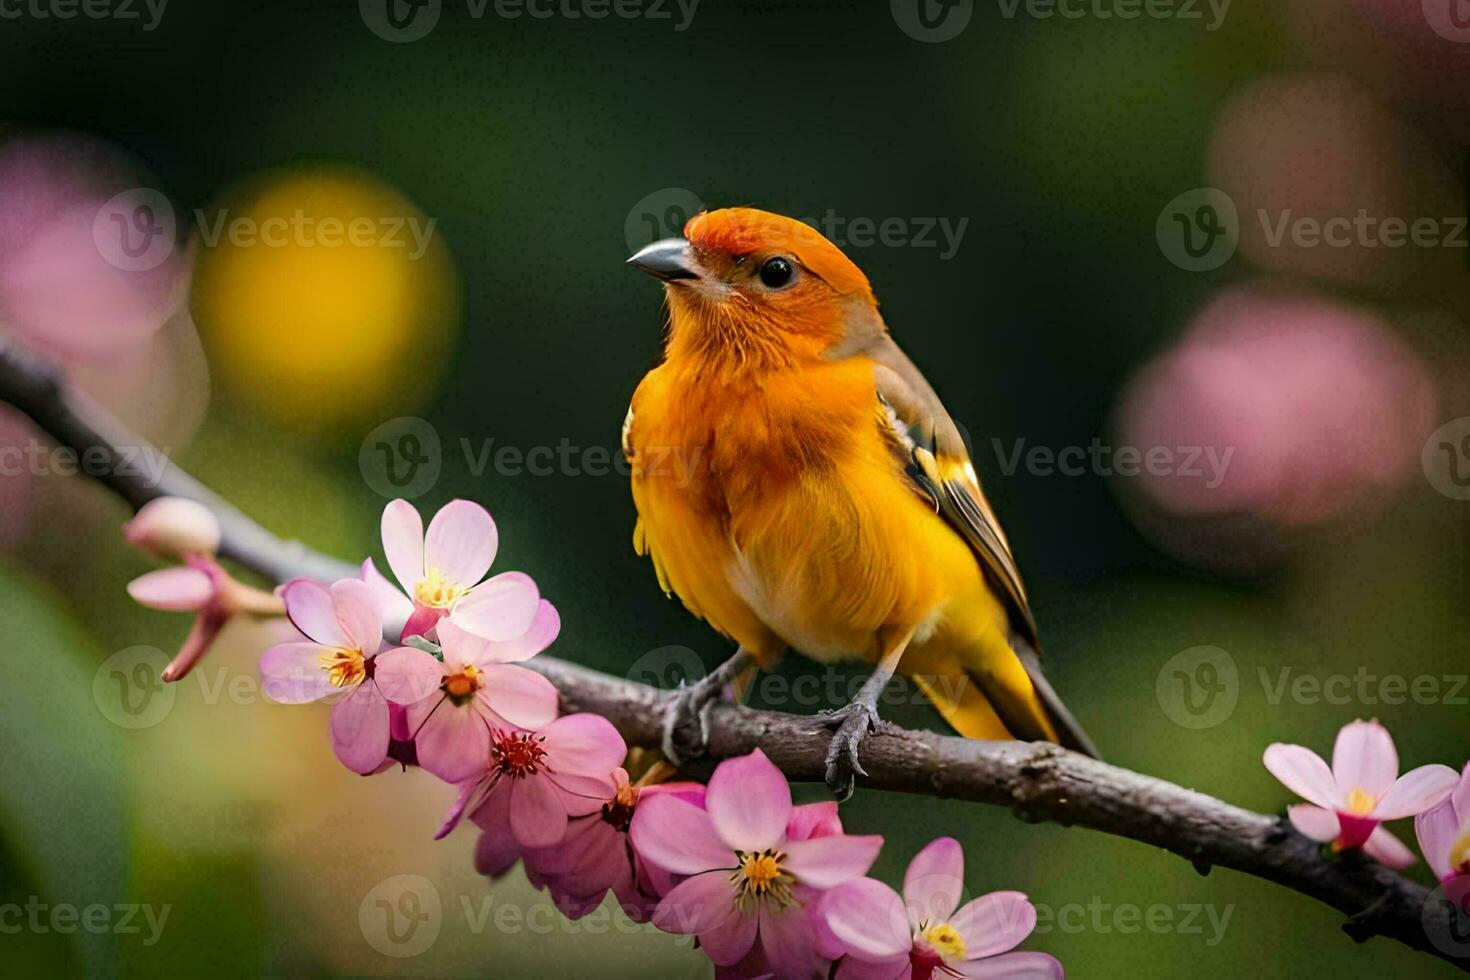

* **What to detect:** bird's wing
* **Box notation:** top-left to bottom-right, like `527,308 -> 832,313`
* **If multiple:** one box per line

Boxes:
866,333 -> 1100,758
866,333 -> 1039,649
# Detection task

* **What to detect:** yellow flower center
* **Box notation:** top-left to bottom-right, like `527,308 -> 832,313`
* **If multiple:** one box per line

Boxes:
922,922 -> 967,961
1450,830 -> 1470,874
731,849 -> 793,909
1345,787 -> 1377,816
444,663 -> 481,701
319,647 -> 366,688
414,566 -> 466,609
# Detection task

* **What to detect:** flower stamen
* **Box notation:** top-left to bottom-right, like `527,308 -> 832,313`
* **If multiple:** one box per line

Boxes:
415,566 -> 466,609
319,646 -> 366,687
921,922 -> 967,961
730,849 -> 794,910
1345,787 -> 1377,816
491,731 -> 548,778
444,663 -> 482,703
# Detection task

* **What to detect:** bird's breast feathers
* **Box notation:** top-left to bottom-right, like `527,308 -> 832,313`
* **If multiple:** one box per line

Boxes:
627,358 -> 982,662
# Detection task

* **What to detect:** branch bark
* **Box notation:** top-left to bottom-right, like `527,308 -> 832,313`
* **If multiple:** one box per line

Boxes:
1,341 -> 1463,972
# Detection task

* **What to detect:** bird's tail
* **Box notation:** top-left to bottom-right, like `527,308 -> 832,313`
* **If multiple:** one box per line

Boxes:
904,636 -> 1100,760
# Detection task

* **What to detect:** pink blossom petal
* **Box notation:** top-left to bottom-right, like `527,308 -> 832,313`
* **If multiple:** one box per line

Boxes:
758,903 -> 815,979
415,703 -> 492,783
371,646 -> 446,705
436,619 -> 493,670
360,557 -> 413,637
1453,764 -> 1470,822
541,713 -> 625,777
706,748 -> 793,852
782,834 -> 883,889
452,572 -> 541,641
653,871 -> 739,935
259,642 -> 335,703
329,578 -> 384,654
959,951 -> 1065,979
1332,720 -> 1399,799
381,499 -> 425,594
475,827 -> 522,879
478,664 -> 560,730
1374,764 -> 1459,820
510,775 -> 569,848
161,609 -> 226,682
629,794 -> 732,876
552,773 -> 619,816
836,954 -> 911,980
1417,800 -> 1461,879
400,602 -> 445,642
424,499 -> 498,587
1263,743 -> 1339,808
699,906 -> 759,967
820,878 -> 913,959
904,837 -> 964,924
440,776 -> 489,839
481,600 -> 561,662
1287,803 -> 1341,843
951,892 -> 1036,959
280,579 -> 347,647
329,683 -> 390,774
126,567 -> 214,611
787,801 -> 842,841
1363,824 -> 1417,869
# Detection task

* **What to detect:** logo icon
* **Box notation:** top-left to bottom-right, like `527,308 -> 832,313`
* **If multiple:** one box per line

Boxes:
1422,417 -> 1470,500
627,645 -> 707,691
624,187 -> 705,254
93,189 -> 176,272
93,646 -> 176,729
1156,188 -> 1238,272
359,874 -> 442,957
359,417 -> 442,499
360,0 -> 442,42
1424,0 -> 1470,42
891,0 -> 973,43
1422,883 -> 1470,958
1156,645 -> 1238,730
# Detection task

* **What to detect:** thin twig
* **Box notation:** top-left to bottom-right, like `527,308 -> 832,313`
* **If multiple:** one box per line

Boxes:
1,340 -> 1462,972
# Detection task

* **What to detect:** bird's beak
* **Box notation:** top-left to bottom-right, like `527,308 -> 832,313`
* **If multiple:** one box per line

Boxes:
627,238 -> 699,282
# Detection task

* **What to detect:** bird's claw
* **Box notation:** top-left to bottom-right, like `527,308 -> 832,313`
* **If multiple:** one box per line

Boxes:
660,680 -> 721,767
821,700 -> 881,800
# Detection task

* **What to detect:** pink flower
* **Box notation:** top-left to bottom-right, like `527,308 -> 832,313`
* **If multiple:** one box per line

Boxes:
1264,719 -> 1458,868
1416,764 -> 1470,913
128,553 -> 281,682
375,618 -> 561,784
259,578 -> 439,774
122,497 -> 221,560
478,767 -> 707,921
436,713 -> 626,848
379,498 -> 544,642
818,837 -> 1061,980
629,748 -> 883,978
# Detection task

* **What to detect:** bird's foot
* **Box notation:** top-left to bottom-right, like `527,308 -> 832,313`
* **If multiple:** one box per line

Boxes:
660,674 -> 724,768
819,699 -> 881,800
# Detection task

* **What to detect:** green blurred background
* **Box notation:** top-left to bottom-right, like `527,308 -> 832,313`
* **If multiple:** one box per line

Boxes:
1,0 -> 1467,976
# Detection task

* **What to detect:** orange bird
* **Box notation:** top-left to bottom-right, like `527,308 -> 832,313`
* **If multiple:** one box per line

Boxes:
624,207 -> 1098,793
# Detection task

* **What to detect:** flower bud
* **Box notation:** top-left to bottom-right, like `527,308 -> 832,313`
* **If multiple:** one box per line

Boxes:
123,497 -> 222,559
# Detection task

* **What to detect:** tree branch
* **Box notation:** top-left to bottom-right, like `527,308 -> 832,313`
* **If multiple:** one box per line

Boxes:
1,341 -> 1463,972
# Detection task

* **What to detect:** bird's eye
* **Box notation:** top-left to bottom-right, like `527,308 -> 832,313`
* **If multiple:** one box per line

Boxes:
758,256 -> 795,289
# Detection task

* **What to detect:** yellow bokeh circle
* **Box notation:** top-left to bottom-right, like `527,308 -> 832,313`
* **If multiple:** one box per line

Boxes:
190,165 -> 458,437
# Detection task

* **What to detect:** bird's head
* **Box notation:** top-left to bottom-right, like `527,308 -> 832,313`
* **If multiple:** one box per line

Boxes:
627,207 -> 882,366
